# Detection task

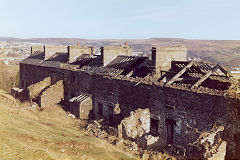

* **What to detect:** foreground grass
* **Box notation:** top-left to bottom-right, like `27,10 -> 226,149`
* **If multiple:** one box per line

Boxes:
0,90 -> 137,160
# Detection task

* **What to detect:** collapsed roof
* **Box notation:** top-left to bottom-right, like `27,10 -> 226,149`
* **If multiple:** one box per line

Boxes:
21,45 -> 232,91
163,61 -> 231,90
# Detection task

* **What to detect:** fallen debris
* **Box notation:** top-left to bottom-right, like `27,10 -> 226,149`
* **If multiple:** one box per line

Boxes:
190,125 -> 226,160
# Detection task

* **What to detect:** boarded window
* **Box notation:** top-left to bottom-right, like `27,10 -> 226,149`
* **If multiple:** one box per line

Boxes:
98,103 -> 103,117
166,119 -> 176,144
150,118 -> 159,136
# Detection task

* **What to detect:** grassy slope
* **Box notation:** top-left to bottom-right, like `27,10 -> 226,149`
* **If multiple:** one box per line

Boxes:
0,63 -> 19,92
0,90 -> 137,160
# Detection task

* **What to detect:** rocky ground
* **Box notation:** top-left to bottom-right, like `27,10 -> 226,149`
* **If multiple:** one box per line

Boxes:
82,119 -> 176,160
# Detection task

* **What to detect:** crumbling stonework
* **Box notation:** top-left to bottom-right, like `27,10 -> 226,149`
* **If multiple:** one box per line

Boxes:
27,77 -> 51,100
84,119 -> 177,159
11,87 -> 29,101
189,125 -> 226,160
119,108 -> 150,140
118,108 -> 163,151
69,94 -> 92,119
39,80 -> 64,107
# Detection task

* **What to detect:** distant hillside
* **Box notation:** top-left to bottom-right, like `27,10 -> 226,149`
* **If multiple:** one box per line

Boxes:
1,37 -> 240,67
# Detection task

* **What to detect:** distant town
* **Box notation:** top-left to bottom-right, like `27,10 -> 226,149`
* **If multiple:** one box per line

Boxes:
0,41 -> 40,65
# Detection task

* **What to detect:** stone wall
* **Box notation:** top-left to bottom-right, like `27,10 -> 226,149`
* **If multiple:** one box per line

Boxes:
70,96 -> 93,119
18,47 -> 240,159
117,82 -> 240,159
20,64 -> 50,89
80,97 -> 92,119
27,77 -> 51,100
39,80 -> 64,107
11,87 -> 29,102
88,76 -> 240,158
91,76 -> 121,125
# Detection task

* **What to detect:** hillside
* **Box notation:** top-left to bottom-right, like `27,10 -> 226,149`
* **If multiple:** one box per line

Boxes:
0,63 -> 19,92
0,90 -> 137,160
1,37 -> 240,67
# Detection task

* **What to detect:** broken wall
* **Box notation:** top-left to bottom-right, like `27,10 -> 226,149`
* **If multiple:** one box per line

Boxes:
27,77 -> 51,100
19,63 -> 50,89
69,94 -> 93,119
39,80 -> 64,107
79,97 -> 93,119
148,85 -> 240,159
91,76 -> 121,125
93,77 -> 239,158
119,108 -> 150,139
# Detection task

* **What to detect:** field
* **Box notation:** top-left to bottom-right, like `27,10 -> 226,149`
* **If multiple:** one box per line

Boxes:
0,90 -> 137,160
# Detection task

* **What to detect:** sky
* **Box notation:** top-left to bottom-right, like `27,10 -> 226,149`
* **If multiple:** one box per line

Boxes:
0,0 -> 239,40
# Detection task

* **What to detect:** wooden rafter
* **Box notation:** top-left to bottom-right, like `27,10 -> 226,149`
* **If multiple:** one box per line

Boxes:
191,64 -> 222,89
166,61 -> 194,85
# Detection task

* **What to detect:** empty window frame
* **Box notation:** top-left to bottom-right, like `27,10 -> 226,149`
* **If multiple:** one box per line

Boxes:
166,119 -> 176,144
150,118 -> 159,136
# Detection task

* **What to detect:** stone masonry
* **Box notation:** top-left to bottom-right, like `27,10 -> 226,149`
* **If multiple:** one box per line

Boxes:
39,80 -> 64,107
15,43 -> 240,159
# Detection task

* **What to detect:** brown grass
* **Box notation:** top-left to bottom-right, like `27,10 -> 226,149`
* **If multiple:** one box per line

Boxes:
0,90 -> 137,160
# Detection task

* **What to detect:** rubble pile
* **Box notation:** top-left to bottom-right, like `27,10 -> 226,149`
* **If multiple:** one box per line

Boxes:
85,119 -> 110,139
83,119 -> 176,160
190,125 -> 226,160
83,119 -> 142,156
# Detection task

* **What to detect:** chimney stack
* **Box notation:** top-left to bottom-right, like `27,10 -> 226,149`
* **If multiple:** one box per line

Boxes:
31,46 -> 44,55
151,46 -> 187,71
68,45 -> 94,63
100,44 -> 132,66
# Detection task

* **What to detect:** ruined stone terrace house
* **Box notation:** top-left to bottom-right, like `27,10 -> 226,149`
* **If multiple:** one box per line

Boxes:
14,43 -> 240,159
